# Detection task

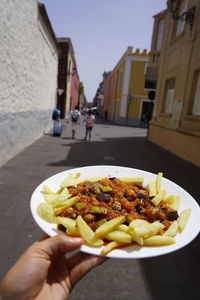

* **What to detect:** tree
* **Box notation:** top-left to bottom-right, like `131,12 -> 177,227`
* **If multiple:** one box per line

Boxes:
79,82 -> 84,96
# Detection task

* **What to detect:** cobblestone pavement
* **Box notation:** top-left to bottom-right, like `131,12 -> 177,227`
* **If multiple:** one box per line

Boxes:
0,117 -> 199,300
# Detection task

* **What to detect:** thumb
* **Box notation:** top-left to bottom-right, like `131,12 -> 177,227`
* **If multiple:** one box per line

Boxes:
35,235 -> 83,257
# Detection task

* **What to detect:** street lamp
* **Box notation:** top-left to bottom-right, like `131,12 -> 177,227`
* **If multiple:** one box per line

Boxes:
167,0 -> 195,29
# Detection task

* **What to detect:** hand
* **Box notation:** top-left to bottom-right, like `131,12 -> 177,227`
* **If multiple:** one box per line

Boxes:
0,235 -> 106,300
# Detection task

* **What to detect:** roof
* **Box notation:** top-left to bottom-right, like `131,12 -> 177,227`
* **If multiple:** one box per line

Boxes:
57,37 -> 78,77
57,37 -> 75,55
153,8 -> 168,18
38,2 -> 59,52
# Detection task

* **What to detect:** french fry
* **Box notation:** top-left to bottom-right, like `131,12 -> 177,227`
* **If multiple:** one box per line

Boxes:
104,230 -> 132,243
56,186 -> 65,194
168,196 -> 180,211
119,177 -> 144,184
129,219 -> 148,227
44,194 -> 59,202
37,203 -> 55,223
83,176 -> 104,182
156,172 -> 163,194
94,216 -> 125,238
178,208 -> 191,232
42,185 -> 56,194
61,172 -> 81,187
151,221 -> 165,235
76,216 -> 103,247
128,227 -> 143,245
148,180 -> 157,197
164,221 -> 178,237
116,224 -> 129,233
151,190 -> 166,206
129,219 -> 152,238
44,193 -> 73,208
56,216 -> 79,235
54,205 -> 68,216
129,220 -> 164,239
60,187 -> 70,196
62,196 -> 80,208
74,172 -> 81,179
101,241 -> 122,255
143,235 -> 175,246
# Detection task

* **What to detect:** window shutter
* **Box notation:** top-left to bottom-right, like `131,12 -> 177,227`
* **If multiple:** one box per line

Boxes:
156,19 -> 165,51
176,0 -> 188,36
165,89 -> 174,114
192,73 -> 200,115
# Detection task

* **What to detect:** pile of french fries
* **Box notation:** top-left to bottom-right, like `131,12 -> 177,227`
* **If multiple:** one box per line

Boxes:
36,172 -> 191,255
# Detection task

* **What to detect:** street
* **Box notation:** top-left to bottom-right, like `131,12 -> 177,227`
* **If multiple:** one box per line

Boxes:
0,116 -> 200,300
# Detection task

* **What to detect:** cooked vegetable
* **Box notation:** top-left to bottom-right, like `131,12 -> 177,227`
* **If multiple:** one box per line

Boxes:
102,186 -> 112,192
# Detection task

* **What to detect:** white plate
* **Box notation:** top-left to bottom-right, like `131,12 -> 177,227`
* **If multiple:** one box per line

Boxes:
30,165 -> 200,258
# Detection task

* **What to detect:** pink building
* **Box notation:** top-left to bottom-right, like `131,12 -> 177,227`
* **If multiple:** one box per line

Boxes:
70,64 -> 79,110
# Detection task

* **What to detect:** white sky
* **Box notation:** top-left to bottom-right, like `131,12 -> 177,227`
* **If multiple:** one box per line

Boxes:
40,0 -> 167,102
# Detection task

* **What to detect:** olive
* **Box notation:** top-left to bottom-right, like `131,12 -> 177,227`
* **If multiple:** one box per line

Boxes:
167,210 -> 178,221
137,192 -> 147,199
96,192 -> 111,202
135,205 -> 142,214
109,177 -> 116,180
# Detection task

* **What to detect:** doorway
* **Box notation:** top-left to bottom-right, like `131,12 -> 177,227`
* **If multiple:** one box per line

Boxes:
140,100 -> 154,127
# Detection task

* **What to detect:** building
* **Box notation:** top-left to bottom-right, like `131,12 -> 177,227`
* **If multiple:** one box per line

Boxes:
93,71 -> 110,117
102,47 -> 150,126
79,82 -> 87,111
148,0 -> 200,167
69,63 -> 80,112
57,38 -> 80,118
0,0 -> 59,167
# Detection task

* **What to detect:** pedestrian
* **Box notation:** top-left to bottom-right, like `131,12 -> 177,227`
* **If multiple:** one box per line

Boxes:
84,110 -> 95,141
70,105 -> 81,139
52,108 -> 61,121
52,108 -> 62,136
0,234 -> 106,300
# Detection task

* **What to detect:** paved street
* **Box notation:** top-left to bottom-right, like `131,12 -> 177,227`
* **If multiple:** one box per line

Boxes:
0,116 -> 200,300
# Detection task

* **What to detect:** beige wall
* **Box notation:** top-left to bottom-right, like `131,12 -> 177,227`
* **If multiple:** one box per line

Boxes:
148,123 -> 200,167
148,0 -> 200,167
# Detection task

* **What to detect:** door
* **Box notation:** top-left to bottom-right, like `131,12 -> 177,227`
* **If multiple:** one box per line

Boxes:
140,100 -> 154,126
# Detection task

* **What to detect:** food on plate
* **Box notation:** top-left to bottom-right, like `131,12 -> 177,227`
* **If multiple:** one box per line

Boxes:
36,172 -> 191,255
177,208 -> 191,232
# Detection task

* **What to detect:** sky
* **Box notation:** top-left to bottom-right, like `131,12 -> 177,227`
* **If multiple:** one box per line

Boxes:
40,0 -> 167,102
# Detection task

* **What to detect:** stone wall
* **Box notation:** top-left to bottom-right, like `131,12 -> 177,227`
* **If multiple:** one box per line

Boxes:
0,0 -> 58,167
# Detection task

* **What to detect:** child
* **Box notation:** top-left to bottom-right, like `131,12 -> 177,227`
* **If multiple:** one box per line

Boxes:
84,110 -> 95,141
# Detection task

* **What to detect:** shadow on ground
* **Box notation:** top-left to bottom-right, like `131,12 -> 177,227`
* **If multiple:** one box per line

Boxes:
47,135 -> 200,300
47,136 -> 199,201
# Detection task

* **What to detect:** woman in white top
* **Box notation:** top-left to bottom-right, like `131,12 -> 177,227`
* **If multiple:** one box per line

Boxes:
84,110 -> 95,141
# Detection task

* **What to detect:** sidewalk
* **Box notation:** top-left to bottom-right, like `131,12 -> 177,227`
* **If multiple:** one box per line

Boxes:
0,116 -> 199,300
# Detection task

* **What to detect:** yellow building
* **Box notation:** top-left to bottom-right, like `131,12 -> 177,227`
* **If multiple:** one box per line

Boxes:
103,47 -> 150,126
148,0 -> 200,167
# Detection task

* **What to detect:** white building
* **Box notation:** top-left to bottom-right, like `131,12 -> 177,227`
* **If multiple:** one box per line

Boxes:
0,0 -> 59,167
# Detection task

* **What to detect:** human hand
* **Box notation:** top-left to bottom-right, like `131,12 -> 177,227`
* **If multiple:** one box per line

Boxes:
0,235 -> 107,300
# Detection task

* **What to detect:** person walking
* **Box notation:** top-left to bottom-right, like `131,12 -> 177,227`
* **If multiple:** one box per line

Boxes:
84,110 -> 95,141
70,105 -> 81,139
52,108 -> 62,136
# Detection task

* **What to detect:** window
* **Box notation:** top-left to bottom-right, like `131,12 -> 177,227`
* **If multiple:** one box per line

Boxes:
176,0 -> 188,36
192,72 -> 200,115
164,79 -> 175,114
156,19 -> 165,51
145,68 -> 158,89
